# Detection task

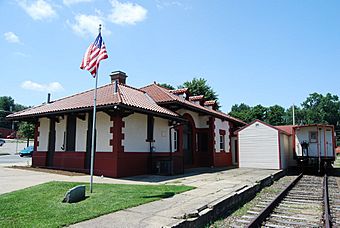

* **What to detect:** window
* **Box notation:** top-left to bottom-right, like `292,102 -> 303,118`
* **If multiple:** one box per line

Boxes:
219,134 -> 225,151
173,130 -> 178,151
146,115 -> 154,142
309,131 -> 318,143
66,115 -> 76,151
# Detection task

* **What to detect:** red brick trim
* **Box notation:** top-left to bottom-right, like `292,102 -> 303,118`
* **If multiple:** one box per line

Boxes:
34,121 -> 40,151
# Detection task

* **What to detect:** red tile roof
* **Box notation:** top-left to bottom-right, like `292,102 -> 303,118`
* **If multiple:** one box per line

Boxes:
169,88 -> 188,94
204,100 -> 216,106
140,83 -> 246,125
189,95 -> 204,101
275,125 -> 295,135
8,83 -> 179,119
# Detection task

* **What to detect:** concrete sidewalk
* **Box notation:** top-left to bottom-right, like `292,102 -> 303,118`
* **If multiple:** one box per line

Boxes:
70,168 -> 282,228
0,164 -> 282,227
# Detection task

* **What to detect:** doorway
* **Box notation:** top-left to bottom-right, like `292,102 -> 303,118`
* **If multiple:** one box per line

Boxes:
183,122 -> 193,166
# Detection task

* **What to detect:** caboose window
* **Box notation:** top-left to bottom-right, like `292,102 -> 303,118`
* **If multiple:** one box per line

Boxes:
309,131 -> 318,143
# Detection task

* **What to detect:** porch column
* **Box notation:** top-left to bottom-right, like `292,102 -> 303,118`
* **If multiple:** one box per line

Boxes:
110,114 -> 124,177
46,117 -> 56,167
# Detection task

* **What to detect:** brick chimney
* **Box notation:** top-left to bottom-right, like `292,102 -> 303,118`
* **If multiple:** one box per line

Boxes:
110,71 -> 128,84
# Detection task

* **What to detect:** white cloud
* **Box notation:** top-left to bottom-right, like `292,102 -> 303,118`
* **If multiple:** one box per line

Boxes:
18,0 -> 57,20
68,14 -> 111,37
4,32 -> 21,43
13,52 -> 30,58
21,81 -> 64,92
156,0 -> 182,9
63,0 -> 93,6
108,0 -> 147,25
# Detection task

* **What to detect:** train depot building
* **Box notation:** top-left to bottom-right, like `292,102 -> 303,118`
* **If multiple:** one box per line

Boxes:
7,71 -> 336,177
7,71 -> 245,178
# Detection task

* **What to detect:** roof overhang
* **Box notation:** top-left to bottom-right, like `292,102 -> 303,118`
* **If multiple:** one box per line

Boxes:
7,103 -> 185,123
159,100 -> 246,125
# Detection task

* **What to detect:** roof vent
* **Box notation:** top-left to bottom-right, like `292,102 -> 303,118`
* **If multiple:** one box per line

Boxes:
110,71 -> 127,84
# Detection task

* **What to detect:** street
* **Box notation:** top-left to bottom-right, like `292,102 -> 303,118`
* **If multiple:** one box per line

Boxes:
0,139 -> 32,165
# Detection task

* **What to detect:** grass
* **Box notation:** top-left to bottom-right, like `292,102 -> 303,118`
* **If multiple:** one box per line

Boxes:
333,155 -> 340,168
0,181 -> 193,228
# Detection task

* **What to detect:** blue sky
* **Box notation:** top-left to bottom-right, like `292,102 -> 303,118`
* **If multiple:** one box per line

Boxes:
1,0 -> 340,113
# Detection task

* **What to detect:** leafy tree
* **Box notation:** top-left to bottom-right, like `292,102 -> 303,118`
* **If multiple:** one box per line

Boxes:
18,122 -> 35,147
251,105 -> 268,121
0,96 -> 15,129
158,83 -> 175,90
229,103 -> 253,123
302,93 -> 340,126
180,77 -> 220,109
0,96 -> 28,129
284,105 -> 305,125
267,105 -> 285,125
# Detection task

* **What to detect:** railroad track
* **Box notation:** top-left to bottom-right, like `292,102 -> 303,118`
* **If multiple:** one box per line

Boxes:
230,174 -> 335,228
329,176 -> 340,227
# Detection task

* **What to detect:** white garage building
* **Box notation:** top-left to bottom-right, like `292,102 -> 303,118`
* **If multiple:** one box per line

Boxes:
237,120 -> 294,169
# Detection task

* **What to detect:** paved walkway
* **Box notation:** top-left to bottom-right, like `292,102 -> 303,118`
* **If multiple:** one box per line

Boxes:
70,168 -> 280,228
0,164 -> 280,227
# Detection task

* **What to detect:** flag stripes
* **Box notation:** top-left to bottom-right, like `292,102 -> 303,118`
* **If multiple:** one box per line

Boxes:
80,33 -> 108,77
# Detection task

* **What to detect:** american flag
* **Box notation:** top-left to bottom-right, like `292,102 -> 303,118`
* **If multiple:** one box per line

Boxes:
80,32 -> 108,77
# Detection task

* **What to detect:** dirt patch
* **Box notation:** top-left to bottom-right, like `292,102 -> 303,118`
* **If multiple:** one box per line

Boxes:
9,166 -> 87,176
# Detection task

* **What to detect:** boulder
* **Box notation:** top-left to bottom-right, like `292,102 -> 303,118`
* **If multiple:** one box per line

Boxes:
62,185 -> 86,203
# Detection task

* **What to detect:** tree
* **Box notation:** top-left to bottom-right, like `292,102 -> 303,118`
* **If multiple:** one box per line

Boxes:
158,83 -> 175,90
284,105 -> 305,125
267,105 -> 285,125
18,122 -> 35,147
180,77 -> 220,109
251,105 -> 268,122
302,93 -> 340,126
0,96 -> 28,129
0,96 -> 15,129
229,103 -> 253,123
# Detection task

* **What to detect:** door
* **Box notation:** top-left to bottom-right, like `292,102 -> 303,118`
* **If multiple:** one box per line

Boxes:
231,137 -> 238,165
183,123 -> 193,165
197,131 -> 209,166
325,129 -> 334,157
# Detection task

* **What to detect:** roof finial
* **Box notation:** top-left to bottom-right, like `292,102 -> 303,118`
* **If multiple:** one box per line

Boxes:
99,24 -> 102,34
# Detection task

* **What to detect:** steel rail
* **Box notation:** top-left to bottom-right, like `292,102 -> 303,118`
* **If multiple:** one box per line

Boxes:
246,173 -> 303,228
324,174 -> 332,228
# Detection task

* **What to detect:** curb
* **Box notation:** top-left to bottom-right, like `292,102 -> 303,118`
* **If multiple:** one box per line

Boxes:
169,170 -> 285,228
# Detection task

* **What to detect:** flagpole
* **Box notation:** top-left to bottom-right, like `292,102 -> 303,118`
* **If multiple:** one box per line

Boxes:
90,71 -> 98,193
89,24 -> 101,193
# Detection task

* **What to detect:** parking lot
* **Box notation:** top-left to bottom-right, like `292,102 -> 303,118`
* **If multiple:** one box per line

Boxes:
0,139 -> 32,165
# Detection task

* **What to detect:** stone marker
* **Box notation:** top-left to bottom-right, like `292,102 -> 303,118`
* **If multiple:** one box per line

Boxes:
62,185 -> 86,203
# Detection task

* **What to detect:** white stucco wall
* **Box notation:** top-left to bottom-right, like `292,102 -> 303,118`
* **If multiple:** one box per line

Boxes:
214,118 -> 230,152
123,113 -> 149,152
76,114 -> 87,152
239,121 -> 280,169
177,109 -> 209,128
37,117 -> 49,151
55,116 -> 67,151
96,112 -> 112,152
153,117 -> 171,152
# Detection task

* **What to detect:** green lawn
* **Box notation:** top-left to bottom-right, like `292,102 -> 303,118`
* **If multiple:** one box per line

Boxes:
334,155 -> 340,168
0,181 -> 193,228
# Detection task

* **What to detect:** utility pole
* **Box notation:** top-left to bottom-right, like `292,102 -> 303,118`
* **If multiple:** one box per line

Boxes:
292,104 -> 295,125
